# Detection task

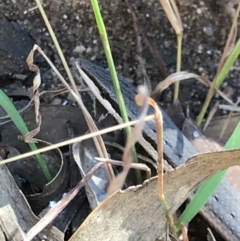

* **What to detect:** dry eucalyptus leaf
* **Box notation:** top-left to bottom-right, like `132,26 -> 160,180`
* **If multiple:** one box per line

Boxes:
70,149 -> 240,241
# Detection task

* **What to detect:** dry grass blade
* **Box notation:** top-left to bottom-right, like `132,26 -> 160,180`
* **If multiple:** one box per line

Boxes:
35,0 -> 114,180
146,98 -> 163,195
20,124 -> 41,143
219,98 -> 240,139
95,157 -> 150,172
151,72 -> 207,98
28,44 -> 114,180
203,101 -> 219,131
104,142 -> 157,169
159,0 -> 183,102
151,72 -> 234,105
0,115 -> 155,165
219,104 -> 240,112
197,3 -> 240,125
207,228 -> 217,241
26,45 -> 41,126
159,0 -> 182,35
107,86 -> 149,196
216,1 -> 240,76
147,96 -> 176,235
23,162 -> 104,241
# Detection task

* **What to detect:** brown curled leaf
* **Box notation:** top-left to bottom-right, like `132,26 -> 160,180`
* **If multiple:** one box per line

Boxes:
25,44 -> 42,142
151,72 -> 209,99
151,72 -> 233,105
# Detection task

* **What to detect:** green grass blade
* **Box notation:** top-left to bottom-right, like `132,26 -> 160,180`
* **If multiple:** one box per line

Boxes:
214,39 -> 240,89
175,122 -> 240,230
90,0 -> 142,183
0,90 -> 52,182
197,39 -> 240,125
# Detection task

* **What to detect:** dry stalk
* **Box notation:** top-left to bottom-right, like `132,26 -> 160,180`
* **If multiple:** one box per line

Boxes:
146,97 -> 176,235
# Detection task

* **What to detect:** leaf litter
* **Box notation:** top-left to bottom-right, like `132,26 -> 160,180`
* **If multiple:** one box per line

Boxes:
1,2 -> 240,239
3,49 -> 240,240
21,83 -> 152,241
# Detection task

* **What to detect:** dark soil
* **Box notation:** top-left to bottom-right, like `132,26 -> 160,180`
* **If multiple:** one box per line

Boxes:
0,0 -> 239,240
1,0 -> 239,116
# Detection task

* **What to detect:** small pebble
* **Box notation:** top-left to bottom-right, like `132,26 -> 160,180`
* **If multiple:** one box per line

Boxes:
193,131 -> 200,138
197,8 -> 202,14
73,45 -> 86,54
51,98 -> 62,105
203,26 -> 213,36
86,47 -> 92,53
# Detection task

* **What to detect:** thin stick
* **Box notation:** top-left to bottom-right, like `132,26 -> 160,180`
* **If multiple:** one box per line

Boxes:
0,115 -> 154,165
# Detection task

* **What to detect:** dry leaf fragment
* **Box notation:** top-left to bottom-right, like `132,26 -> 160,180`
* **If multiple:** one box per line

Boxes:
24,44 -> 42,142
151,72 -> 233,105
107,85 -> 149,197
70,149 -> 240,241
151,72 -> 208,98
